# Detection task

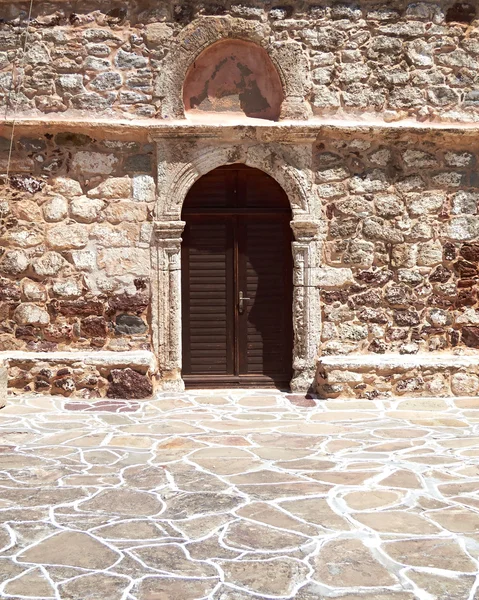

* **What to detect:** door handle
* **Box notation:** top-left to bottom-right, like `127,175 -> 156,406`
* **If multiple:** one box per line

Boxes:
238,291 -> 250,314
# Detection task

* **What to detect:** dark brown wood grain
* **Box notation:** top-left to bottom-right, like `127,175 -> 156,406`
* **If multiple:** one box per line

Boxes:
181,165 -> 293,388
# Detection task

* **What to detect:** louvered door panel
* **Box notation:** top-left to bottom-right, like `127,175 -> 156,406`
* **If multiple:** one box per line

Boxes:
239,216 -> 293,380
182,218 -> 234,375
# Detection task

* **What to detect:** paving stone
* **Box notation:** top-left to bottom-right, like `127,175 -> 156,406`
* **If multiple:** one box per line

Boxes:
236,502 -> 319,536
3,389 -> 479,596
220,558 -> 309,596
4,567 -> 55,598
297,584 -> 415,599
313,538 -> 396,587
58,573 -> 130,599
379,469 -> 423,489
174,514 -> 232,538
383,538 -> 476,572
280,498 -> 351,530
162,492 -> 243,519
17,531 -> 120,569
92,520 -> 170,541
427,507 -> 479,533
79,489 -> 163,516
406,571 -> 474,600
353,510 -> 440,534
343,490 -> 402,510
223,520 -> 310,551
131,543 -> 219,577
136,577 -> 219,599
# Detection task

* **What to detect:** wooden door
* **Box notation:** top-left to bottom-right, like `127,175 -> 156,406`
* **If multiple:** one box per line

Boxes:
181,165 -> 293,388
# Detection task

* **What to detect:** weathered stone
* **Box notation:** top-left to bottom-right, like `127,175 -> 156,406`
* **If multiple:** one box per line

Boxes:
87,177 -> 131,199
59,573 -> 130,600
4,568 -> 55,598
383,539 -> 476,572
314,539 -> 396,587
56,298 -> 104,316
115,49 -> 148,69
46,223 -> 88,250
163,492 -> 243,519
317,267 -> 354,288
132,174 -> 155,202
224,520 -> 308,551
33,252 -> 67,277
280,498 -> 350,530
108,292 -> 149,313
133,544 -> 218,576
107,368 -> 153,399
451,373 -> 479,396
220,558 -> 308,596
70,196 -> 105,223
114,314 -> 147,334
51,178 -> 82,197
137,578 -> 217,600
43,195 -> 68,222
462,326 -> 479,348
71,152 -> 118,175
406,572 -> 473,600
14,304 -> 50,326
0,250 -> 29,275
17,531 -> 119,569
81,316 -> 108,338
355,511 -> 439,534
80,489 -> 162,516
90,71 -> 122,91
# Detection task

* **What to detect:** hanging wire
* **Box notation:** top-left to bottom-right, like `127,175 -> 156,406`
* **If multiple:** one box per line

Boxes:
5,0 -> 35,179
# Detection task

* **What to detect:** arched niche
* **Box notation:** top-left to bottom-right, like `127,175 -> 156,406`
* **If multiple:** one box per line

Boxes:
183,39 -> 284,121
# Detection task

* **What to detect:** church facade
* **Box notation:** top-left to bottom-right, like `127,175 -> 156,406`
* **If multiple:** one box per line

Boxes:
1,0 -> 479,399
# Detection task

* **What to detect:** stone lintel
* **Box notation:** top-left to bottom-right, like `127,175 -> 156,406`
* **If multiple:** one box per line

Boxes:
3,118 -> 479,145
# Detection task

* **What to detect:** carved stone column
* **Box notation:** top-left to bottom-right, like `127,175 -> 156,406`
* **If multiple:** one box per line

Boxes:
290,220 -> 321,393
152,220 -> 185,391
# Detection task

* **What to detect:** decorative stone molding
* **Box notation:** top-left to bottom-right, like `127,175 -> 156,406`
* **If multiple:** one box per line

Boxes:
151,220 -> 186,390
290,220 -> 322,392
151,126 -> 320,391
153,16 -> 311,121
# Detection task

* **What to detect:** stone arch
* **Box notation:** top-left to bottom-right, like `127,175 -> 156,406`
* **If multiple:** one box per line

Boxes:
154,16 -> 311,120
157,144 -> 313,219
183,39 -> 284,121
152,133 -> 320,392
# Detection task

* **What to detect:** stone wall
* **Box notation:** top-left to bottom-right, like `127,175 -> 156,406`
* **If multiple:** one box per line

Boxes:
0,131 -> 156,393
0,1 -> 479,123
2,0 -> 479,399
318,132 -> 479,356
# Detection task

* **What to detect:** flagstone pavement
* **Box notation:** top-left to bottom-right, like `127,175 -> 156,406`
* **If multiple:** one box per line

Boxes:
1,390 -> 479,599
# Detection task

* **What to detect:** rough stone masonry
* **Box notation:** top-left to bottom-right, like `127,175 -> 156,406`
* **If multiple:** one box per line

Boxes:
1,0 -> 479,399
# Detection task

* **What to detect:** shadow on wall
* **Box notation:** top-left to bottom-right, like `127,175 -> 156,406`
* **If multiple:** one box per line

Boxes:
183,39 -> 284,121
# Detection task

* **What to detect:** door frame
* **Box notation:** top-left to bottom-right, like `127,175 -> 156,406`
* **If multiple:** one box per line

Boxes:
181,200 -> 294,388
149,128 -> 321,393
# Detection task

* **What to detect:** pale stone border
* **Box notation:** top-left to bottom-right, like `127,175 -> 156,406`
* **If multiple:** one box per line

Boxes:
317,352 -> 479,398
0,350 -> 156,371
150,126 -> 322,392
153,16 -> 312,120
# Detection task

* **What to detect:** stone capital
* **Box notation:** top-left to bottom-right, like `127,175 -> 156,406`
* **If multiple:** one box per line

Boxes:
154,221 -> 186,244
291,220 -> 321,242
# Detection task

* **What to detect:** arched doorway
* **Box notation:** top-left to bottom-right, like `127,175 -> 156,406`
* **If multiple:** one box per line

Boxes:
181,164 -> 293,388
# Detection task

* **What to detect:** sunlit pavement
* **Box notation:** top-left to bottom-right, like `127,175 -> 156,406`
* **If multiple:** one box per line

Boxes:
0,390 -> 479,599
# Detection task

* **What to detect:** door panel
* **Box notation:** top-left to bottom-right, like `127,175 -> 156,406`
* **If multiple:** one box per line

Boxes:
181,217 -> 234,375
181,165 -> 292,388
238,216 -> 293,380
